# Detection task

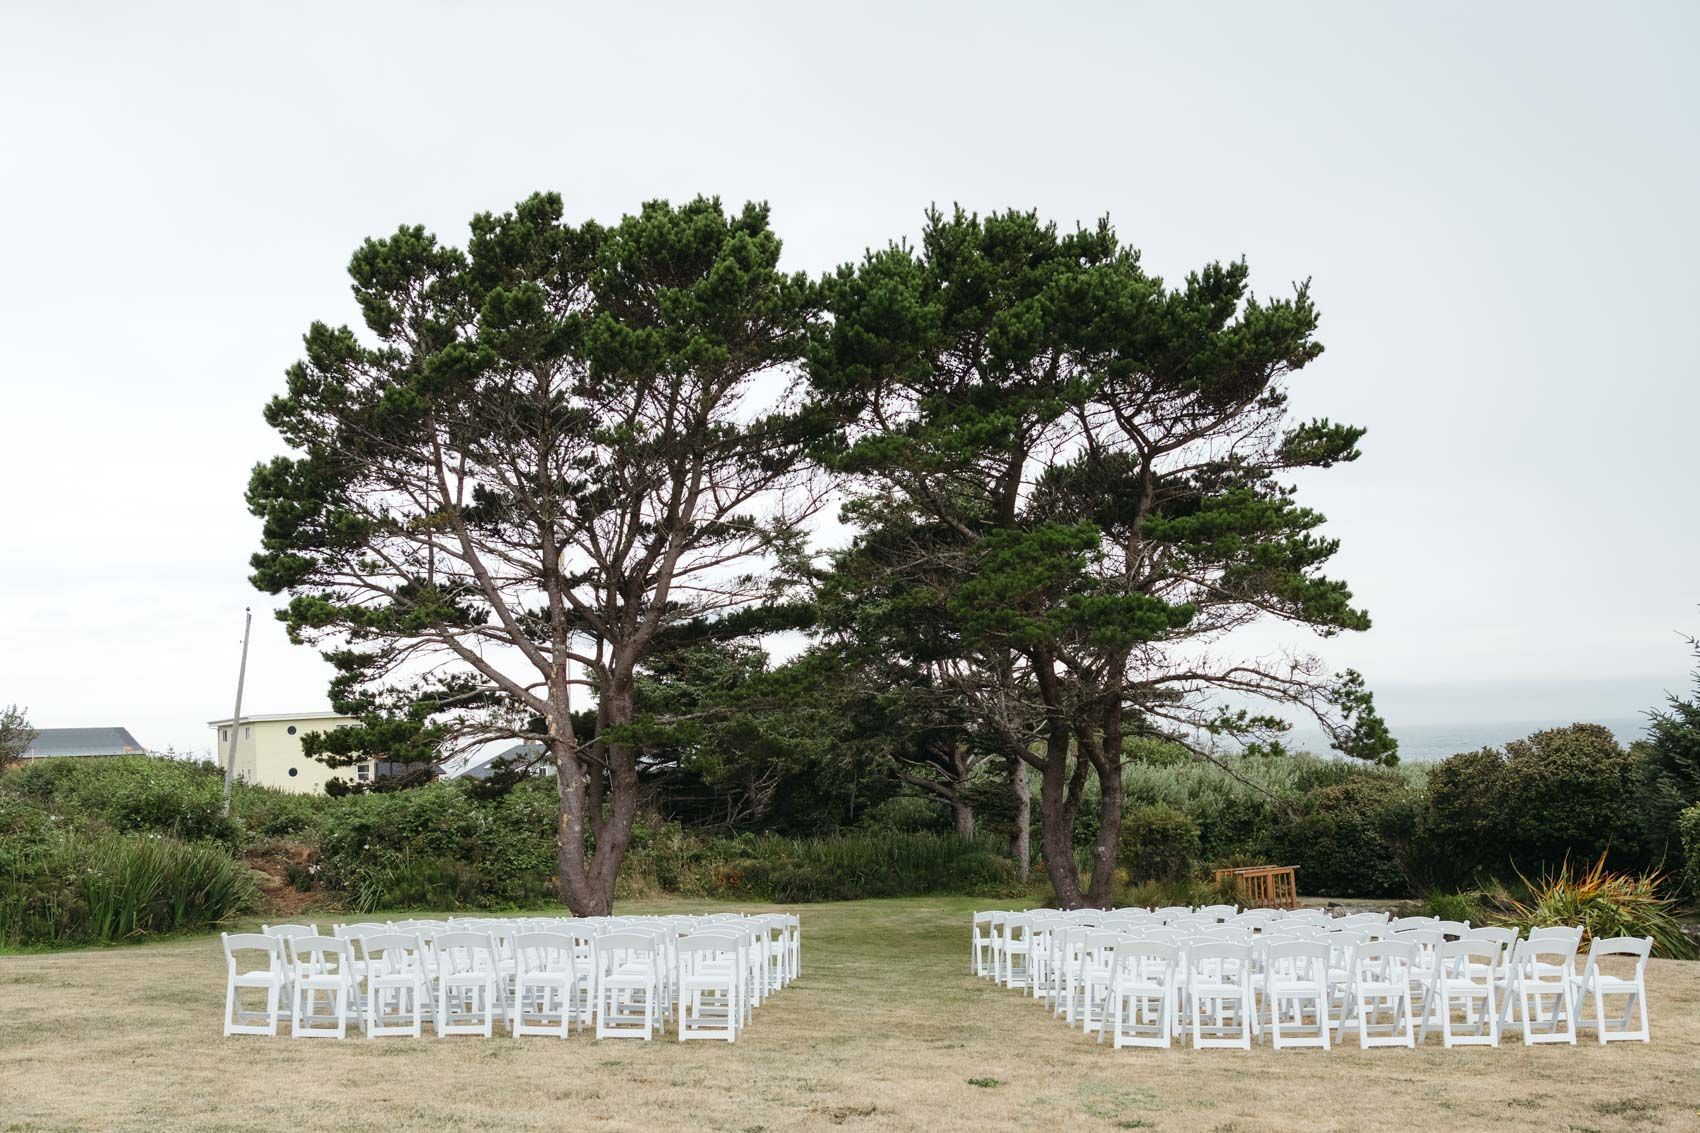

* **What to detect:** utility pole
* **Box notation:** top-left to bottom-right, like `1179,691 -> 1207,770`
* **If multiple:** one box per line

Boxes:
222,607 -> 252,816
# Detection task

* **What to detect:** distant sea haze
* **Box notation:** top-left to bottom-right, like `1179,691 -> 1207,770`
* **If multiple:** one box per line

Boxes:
1284,717 -> 1650,763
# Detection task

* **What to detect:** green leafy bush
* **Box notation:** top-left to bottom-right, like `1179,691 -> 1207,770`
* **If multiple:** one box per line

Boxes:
1270,776 -> 1417,899
4,756 -> 236,844
315,779 -> 558,911
1118,804 -> 1200,883
1420,890 -> 1487,923
855,795 -> 951,835
1421,725 -> 1647,887
1680,804 -> 1700,896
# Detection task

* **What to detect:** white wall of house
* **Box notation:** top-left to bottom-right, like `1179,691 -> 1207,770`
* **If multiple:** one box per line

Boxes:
208,712 -> 366,794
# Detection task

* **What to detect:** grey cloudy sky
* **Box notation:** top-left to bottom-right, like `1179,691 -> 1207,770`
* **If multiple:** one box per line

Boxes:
3,1 -> 1696,755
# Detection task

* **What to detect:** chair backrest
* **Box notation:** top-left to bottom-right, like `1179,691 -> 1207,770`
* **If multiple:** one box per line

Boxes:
1264,940 -> 1329,983
432,930 -> 497,976
1187,940 -> 1253,984
1439,938 -> 1500,983
1512,935 -> 1578,976
1429,919 -> 1471,940
334,922 -> 390,939
514,931 -> 575,975
1527,925 -> 1584,949
286,933 -> 351,973
676,933 -> 741,973
1111,939 -> 1178,977
262,923 -> 318,939
595,931 -> 660,977
223,932 -> 283,970
359,932 -> 423,972
1583,935 -> 1652,979
1352,939 -> 1415,980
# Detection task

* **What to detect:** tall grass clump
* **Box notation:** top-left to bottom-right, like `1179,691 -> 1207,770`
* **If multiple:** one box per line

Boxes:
1498,853 -> 1696,960
0,812 -> 259,948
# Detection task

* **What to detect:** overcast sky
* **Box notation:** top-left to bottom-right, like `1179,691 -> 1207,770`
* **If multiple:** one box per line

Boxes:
3,2 -> 1696,755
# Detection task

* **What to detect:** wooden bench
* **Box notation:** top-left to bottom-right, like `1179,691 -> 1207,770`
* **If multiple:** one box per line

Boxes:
1212,865 -> 1299,910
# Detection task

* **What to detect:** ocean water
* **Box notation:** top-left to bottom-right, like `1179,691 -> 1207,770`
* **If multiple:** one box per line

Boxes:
1282,716 -> 1649,763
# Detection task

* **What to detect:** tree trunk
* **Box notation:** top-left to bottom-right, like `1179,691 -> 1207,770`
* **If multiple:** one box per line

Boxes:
1085,761 -> 1123,907
1084,695 -> 1126,908
553,673 -> 638,917
1038,717 -> 1086,908
1008,754 -> 1031,881
953,798 -> 976,841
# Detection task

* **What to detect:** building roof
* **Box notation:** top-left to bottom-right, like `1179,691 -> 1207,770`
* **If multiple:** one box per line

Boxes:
22,726 -> 147,758
452,742 -> 549,780
206,711 -> 357,727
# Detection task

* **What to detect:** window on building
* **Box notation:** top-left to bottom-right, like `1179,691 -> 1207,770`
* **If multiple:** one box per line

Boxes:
287,767 -> 298,778
219,728 -> 229,743
243,726 -> 252,740
356,763 -> 371,782
287,725 -> 297,735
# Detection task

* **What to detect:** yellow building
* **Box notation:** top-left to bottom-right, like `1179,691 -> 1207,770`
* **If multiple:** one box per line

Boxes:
207,711 -> 370,794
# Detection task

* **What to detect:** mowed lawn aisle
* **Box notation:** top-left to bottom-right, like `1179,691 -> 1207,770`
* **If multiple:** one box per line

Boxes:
1,897 -> 1698,1132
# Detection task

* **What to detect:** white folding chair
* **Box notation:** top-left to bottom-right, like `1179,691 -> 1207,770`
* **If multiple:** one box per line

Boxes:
1423,939 -> 1500,1047
676,935 -> 741,1042
434,930 -> 504,1038
1263,941 -> 1331,1050
594,931 -> 663,1040
1501,936 -> 1579,1045
1574,936 -> 1651,1043
1338,940 -> 1416,1048
286,934 -> 355,1039
221,933 -> 288,1037
1185,941 -> 1256,1050
361,932 -> 431,1038
512,931 -> 581,1038
1109,940 -> 1179,1049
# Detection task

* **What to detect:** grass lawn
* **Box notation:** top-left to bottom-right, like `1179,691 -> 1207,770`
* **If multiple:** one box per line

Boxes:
2,896 -> 1698,1132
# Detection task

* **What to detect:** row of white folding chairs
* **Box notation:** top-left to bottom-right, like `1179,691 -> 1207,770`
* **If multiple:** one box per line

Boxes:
971,911 -> 1652,1049
223,912 -> 799,1042
973,907 -> 1425,990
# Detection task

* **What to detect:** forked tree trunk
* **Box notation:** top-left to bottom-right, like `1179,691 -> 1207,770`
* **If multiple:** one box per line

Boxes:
1038,718 -> 1087,908
552,675 -> 639,917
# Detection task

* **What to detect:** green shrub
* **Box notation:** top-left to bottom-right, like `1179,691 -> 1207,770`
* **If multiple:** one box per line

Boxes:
855,795 -> 950,835
230,786 -> 327,841
1420,890 -> 1487,923
1420,724 -> 1647,886
1680,804 -> 1700,896
4,756 -> 237,844
1269,776 -> 1417,899
315,779 -> 558,911
0,823 -> 259,948
1118,804 -> 1200,883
